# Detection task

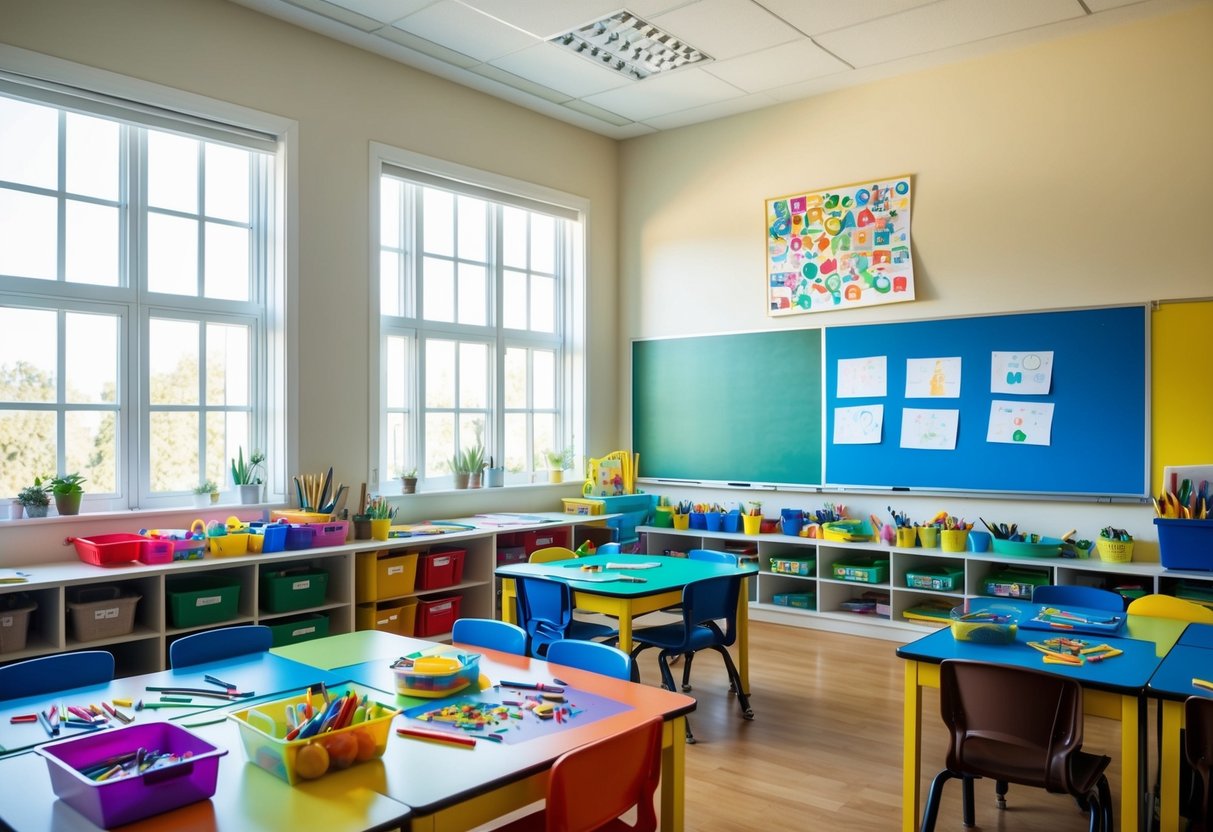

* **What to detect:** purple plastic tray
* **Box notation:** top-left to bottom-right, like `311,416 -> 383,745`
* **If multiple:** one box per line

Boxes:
36,722 -> 226,827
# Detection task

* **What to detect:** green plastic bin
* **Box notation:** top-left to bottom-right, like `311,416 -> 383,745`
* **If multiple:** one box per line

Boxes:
166,575 -> 241,628
259,567 -> 329,613
265,613 -> 330,647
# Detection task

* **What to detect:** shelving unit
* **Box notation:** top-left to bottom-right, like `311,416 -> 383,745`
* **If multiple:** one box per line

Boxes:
0,514 -> 589,675
640,525 -> 1192,642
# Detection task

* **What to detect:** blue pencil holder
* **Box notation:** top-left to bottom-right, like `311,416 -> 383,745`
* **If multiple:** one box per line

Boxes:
704,512 -> 723,532
689,512 -> 707,530
722,511 -> 741,533
780,509 -> 804,537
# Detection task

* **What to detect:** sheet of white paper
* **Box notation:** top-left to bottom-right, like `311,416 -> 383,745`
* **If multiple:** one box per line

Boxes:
836,356 -> 887,398
986,400 -> 1055,446
833,404 -> 884,444
905,357 -> 961,398
991,351 -> 1054,395
899,408 -> 959,450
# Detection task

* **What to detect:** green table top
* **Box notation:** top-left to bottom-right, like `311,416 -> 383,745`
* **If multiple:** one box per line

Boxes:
271,629 -> 407,670
495,553 -> 756,598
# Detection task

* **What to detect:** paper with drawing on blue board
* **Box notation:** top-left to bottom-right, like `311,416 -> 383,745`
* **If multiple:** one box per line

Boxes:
836,356 -> 887,398
991,351 -> 1053,395
905,357 -> 961,398
833,404 -> 884,445
899,408 -> 958,451
987,400 -> 1054,446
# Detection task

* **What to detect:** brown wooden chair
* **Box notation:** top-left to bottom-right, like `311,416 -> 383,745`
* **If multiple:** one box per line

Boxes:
1186,696 -> 1213,832
920,659 -> 1112,832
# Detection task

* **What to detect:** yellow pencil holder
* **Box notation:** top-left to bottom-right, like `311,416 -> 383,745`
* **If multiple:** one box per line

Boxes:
1096,537 -> 1134,563
940,529 -> 969,552
917,526 -> 938,548
672,513 -> 690,531
742,514 -> 763,536
895,527 -> 918,548
369,518 -> 391,541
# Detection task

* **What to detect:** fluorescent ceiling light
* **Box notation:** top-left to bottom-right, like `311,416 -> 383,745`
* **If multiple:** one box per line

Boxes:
550,10 -> 711,81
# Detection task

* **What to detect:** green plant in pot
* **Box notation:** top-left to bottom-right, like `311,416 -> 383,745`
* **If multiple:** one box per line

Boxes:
48,472 -> 86,516
16,481 -> 50,519
463,444 -> 486,489
448,452 -> 472,489
193,479 -> 220,507
545,447 -> 574,484
399,468 -> 418,494
231,448 -> 265,504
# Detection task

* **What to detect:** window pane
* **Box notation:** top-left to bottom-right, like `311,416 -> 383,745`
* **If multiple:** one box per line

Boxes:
425,339 -> 455,408
459,342 -> 487,408
460,413 -> 485,453
422,257 -> 454,322
149,318 -> 199,405
0,411 -> 56,495
531,275 -> 555,333
380,251 -> 402,317
425,412 -> 454,476
150,411 -> 198,491
204,221 -> 249,301
530,214 -> 555,273
204,143 -> 249,223
386,336 -> 407,409
457,195 -> 486,261
65,200 -> 120,286
386,412 -> 407,477
504,347 -> 526,408
502,270 -> 527,329
223,411 -> 251,486
66,312 -> 118,404
422,188 -> 453,256
67,410 -> 116,494
66,112 -> 119,201
147,131 -> 198,213
533,413 -> 555,470
203,411 -> 229,487
533,349 -> 555,409
0,189 -> 57,279
0,97 -> 57,189
457,263 -> 486,326
381,178 -> 401,248
206,322 -> 249,406
502,206 -> 526,269
0,306 -> 57,402
503,413 -> 526,472
147,212 -> 198,295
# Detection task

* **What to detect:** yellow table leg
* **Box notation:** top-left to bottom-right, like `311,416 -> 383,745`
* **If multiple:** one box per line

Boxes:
737,576 -> 750,695
616,600 -> 635,654
1121,694 -> 1140,832
501,578 -> 517,624
1160,699 -> 1184,832
660,716 -> 687,831
903,660 -> 923,832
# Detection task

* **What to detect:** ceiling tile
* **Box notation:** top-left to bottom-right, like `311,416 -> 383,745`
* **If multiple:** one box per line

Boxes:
704,38 -> 849,92
467,63 -> 573,103
322,0 -> 434,24
457,0 -> 624,39
280,0 -> 385,31
581,66 -> 744,121
376,24 -> 480,67
640,89 -> 782,130
754,0 -> 939,36
392,0 -> 540,62
650,0 -> 801,60
490,43 -> 633,99
815,0 -> 1087,67
560,97 -> 637,127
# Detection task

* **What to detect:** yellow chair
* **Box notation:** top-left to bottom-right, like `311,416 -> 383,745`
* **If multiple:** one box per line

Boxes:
529,546 -> 578,564
1127,594 -> 1213,623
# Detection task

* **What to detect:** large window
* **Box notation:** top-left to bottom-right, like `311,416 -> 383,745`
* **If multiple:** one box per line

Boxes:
376,149 -> 585,488
0,67 -> 283,510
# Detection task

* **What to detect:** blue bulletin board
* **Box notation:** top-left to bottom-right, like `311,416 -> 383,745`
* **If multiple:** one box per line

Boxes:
823,305 -> 1148,498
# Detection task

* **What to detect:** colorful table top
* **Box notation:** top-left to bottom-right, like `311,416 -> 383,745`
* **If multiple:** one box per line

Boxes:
495,553 -> 756,598
1147,644 -> 1213,700
1179,622 -> 1213,649
272,628 -> 406,670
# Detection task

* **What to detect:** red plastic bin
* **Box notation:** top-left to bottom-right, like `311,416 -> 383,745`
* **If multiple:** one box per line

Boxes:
414,595 -> 462,637
71,534 -> 170,566
417,548 -> 466,590
518,528 -> 569,553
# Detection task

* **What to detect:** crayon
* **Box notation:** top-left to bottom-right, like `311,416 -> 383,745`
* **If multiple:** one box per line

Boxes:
396,727 -> 476,747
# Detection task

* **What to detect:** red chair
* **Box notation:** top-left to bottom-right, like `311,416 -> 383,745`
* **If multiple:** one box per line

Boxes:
495,717 -> 662,832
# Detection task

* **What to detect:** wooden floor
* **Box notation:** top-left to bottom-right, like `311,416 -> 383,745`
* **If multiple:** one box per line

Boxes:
645,619 -> 1132,832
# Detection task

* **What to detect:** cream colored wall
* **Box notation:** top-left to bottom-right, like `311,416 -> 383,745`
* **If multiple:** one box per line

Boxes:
617,5 -> 1213,556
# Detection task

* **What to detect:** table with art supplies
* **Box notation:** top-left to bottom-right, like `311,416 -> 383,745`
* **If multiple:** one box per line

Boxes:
896,597 -> 1187,832
496,552 -> 758,693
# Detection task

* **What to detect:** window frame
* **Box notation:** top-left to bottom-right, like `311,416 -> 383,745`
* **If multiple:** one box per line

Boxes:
370,143 -> 587,492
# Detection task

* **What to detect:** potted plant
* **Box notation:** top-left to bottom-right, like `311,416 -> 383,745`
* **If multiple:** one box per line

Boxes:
365,495 -> 396,541
448,452 -> 471,489
231,448 -> 265,504
463,444 -> 486,489
193,480 -> 220,508
16,482 -> 49,519
399,468 -> 418,495
545,447 -> 574,484
48,472 -> 86,516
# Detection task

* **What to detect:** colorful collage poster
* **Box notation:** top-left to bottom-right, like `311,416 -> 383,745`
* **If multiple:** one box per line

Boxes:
766,176 -> 914,316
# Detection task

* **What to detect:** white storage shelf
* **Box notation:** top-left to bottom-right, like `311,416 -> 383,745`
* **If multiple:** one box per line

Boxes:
640,525 -> 1209,642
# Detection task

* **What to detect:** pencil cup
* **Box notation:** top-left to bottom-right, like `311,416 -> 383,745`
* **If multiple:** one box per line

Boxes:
780,509 -> 804,537
689,511 -> 707,530
896,527 -> 917,548
722,511 -> 741,533
966,531 -> 992,553
370,518 -> 390,541
704,512 -> 723,532
917,526 -> 938,548
352,515 -> 371,540
742,514 -> 763,535
940,529 -> 969,552
654,506 -> 675,528
672,513 -> 690,531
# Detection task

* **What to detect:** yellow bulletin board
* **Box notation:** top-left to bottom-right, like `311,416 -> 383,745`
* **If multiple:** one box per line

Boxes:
1152,299 -> 1213,496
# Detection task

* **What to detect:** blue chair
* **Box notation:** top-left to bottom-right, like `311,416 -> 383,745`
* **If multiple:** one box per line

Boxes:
514,575 -> 618,658
596,542 -> 622,555
688,548 -> 738,565
630,573 -> 752,743
169,624 -> 273,668
452,617 -> 528,655
1032,585 -> 1125,612
0,651 -> 114,701
546,638 -> 633,681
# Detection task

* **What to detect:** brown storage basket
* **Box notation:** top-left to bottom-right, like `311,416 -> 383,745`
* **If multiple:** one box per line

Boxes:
66,585 -> 141,641
0,593 -> 37,653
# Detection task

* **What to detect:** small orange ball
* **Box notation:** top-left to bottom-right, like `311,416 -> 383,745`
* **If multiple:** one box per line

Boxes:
295,742 -> 330,780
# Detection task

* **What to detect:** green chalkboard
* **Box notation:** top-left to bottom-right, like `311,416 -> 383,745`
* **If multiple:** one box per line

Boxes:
632,329 -> 823,486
